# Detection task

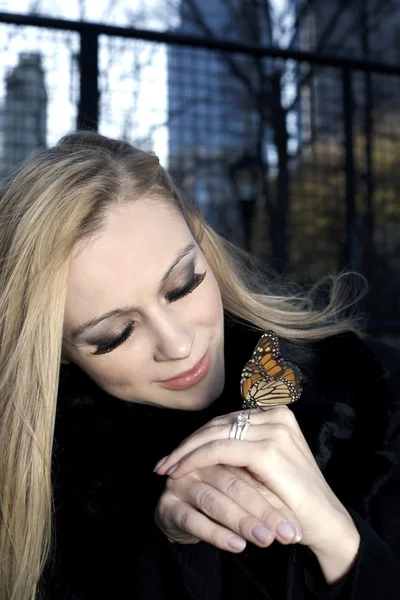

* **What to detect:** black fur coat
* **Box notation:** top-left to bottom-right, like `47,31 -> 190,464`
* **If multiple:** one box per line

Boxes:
38,316 -> 400,599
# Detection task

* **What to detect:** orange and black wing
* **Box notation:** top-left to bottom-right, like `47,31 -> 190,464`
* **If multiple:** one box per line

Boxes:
241,331 -> 303,408
240,359 -> 265,401
272,359 -> 302,396
244,377 -> 297,408
252,331 -> 286,379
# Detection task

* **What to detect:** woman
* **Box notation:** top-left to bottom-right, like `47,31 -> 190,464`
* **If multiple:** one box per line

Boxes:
0,132 -> 398,600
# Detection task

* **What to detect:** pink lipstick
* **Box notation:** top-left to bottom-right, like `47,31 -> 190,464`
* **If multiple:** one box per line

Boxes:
159,349 -> 211,390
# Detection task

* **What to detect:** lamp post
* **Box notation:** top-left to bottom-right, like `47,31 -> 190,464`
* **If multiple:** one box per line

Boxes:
230,153 -> 264,252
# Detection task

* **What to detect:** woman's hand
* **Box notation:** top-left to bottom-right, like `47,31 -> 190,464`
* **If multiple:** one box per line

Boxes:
154,463 -> 303,553
154,406 -> 359,558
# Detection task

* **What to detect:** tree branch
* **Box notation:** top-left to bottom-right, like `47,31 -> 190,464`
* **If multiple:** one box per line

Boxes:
286,0 -> 318,49
219,0 -> 243,34
182,0 -> 256,96
285,0 -> 356,115
259,0 -> 274,45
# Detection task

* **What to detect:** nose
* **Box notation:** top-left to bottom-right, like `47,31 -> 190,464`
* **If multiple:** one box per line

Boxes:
152,312 -> 194,362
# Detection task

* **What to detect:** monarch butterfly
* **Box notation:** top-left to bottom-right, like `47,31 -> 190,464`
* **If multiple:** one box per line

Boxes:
240,331 -> 302,409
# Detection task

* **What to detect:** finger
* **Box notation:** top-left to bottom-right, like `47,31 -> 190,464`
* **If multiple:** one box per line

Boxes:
165,440 -> 304,543
156,497 -> 248,553
170,476 -> 276,548
157,421 -> 313,477
167,438 -> 315,525
208,406 -> 295,430
201,465 -> 291,518
154,407 -> 311,476
222,465 -> 299,520
153,418 -> 260,475
195,466 -> 302,545
165,439 -> 258,480
243,407 -> 316,464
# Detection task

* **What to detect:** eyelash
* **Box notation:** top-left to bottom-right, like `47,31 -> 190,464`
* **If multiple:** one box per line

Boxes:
91,271 -> 207,356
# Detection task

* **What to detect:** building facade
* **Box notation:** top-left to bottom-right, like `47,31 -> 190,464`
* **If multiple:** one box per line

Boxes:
0,52 -> 47,177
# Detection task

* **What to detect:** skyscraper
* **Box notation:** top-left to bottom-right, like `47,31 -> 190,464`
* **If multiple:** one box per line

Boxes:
1,52 -> 47,177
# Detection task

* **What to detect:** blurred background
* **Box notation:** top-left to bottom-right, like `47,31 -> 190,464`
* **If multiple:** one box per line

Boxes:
0,0 -> 399,345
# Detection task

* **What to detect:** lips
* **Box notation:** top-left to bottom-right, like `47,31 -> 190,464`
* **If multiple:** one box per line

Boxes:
159,349 -> 211,390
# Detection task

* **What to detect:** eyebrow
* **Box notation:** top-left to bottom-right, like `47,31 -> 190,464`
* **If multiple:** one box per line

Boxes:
69,241 -> 197,340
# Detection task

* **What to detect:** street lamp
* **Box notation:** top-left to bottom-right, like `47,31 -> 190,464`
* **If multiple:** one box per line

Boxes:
229,153 -> 264,252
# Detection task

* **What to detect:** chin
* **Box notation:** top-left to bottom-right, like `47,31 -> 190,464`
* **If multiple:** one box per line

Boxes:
179,374 -> 225,411
179,393 -> 218,411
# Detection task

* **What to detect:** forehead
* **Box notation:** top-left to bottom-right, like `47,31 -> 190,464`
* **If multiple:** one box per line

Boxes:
64,200 -> 193,321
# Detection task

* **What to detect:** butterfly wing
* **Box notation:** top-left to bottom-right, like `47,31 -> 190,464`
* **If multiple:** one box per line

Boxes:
240,359 -> 265,401
244,377 -> 297,408
252,331 -> 287,379
241,331 -> 303,408
272,360 -> 302,396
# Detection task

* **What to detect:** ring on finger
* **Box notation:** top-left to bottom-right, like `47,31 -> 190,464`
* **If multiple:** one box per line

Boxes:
229,411 -> 251,440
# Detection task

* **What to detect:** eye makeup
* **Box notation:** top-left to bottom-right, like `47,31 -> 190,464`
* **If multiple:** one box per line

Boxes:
165,270 -> 206,302
92,321 -> 135,356
90,267 -> 207,356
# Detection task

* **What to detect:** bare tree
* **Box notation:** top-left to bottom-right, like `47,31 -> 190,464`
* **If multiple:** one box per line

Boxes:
164,0 -> 307,269
164,0 -> 399,271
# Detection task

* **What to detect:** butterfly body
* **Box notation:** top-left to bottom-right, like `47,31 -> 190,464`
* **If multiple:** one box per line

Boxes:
240,331 -> 302,409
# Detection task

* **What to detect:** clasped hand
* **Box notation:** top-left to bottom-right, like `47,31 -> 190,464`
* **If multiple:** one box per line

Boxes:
154,406 -> 356,555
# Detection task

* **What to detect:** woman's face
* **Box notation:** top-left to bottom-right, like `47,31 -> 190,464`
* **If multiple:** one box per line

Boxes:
62,199 -> 225,410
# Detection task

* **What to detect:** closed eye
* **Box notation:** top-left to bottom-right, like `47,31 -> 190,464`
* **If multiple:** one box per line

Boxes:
91,271 -> 207,356
91,321 -> 135,355
165,271 -> 206,302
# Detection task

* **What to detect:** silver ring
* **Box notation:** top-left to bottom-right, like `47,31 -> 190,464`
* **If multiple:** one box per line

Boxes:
229,412 -> 251,441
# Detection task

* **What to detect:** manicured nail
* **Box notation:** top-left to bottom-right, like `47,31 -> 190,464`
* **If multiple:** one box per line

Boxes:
276,521 -> 296,541
153,456 -> 169,472
166,464 -> 179,476
290,520 -> 303,543
227,535 -> 246,551
252,524 -> 272,544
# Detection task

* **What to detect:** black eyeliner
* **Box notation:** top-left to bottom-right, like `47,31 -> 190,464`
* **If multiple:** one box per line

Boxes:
91,268 -> 207,356
91,321 -> 135,355
165,271 -> 206,303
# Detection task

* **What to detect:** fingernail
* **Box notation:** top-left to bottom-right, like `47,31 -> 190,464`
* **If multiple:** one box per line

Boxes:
153,456 -> 169,472
252,524 -> 272,544
276,520 -> 296,541
166,463 -> 179,476
228,535 -> 246,551
289,520 -> 303,543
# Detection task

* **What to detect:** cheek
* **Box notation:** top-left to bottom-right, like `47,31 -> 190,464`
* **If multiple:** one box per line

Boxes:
71,346 -> 150,393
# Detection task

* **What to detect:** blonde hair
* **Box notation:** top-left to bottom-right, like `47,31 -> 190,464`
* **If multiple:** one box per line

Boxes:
0,131 -> 367,599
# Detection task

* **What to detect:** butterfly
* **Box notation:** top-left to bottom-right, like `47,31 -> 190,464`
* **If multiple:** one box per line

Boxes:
240,331 -> 302,410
